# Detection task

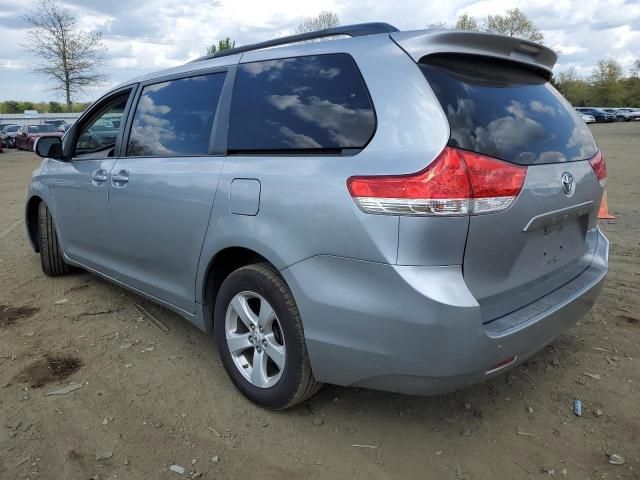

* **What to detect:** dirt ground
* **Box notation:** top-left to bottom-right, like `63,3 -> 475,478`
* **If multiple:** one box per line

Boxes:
1,123 -> 638,480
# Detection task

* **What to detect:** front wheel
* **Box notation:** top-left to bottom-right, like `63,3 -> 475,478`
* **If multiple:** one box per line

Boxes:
38,202 -> 71,276
214,263 -> 322,409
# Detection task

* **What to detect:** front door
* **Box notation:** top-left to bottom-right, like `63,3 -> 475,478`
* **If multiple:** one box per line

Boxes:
107,71 -> 227,313
53,87 -> 135,272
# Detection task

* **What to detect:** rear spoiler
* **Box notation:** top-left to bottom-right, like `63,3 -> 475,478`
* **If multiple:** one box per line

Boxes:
390,30 -> 557,77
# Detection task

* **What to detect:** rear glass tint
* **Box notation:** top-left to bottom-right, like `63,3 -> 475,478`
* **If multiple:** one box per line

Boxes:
420,55 -> 597,165
127,73 -> 225,157
228,54 -> 376,153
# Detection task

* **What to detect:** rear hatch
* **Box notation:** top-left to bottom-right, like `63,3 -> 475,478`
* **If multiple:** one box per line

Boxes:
414,49 -> 602,322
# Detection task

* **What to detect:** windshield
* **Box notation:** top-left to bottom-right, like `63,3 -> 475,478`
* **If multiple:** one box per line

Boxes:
420,55 -> 598,165
6,125 -> 19,132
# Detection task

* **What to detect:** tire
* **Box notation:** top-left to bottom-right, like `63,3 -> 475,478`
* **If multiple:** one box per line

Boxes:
38,202 -> 70,276
214,263 -> 322,409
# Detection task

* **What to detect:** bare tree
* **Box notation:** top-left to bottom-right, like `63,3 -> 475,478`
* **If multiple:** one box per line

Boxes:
207,37 -> 236,56
23,0 -> 107,110
426,21 -> 449,30
294,11 -> 340,34
485,8 -> 544,42
455,12 -> 480,31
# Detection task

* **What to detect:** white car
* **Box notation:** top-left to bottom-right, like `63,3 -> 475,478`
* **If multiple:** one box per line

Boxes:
580,113 -> 596,124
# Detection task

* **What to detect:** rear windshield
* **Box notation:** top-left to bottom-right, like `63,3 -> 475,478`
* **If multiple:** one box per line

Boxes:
420,55 -> 597,165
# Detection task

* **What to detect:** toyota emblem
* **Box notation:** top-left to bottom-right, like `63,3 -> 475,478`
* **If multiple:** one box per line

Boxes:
561,172 -> 574,195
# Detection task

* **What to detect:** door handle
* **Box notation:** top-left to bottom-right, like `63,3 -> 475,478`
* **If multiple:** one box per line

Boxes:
111,170 -> 129,186
91,169 -> 108,184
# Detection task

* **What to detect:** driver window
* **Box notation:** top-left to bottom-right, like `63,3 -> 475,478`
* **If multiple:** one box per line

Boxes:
74,93 -> 130,159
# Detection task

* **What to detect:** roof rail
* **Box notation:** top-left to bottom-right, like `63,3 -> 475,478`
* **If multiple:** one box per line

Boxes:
190,22 -> 399,63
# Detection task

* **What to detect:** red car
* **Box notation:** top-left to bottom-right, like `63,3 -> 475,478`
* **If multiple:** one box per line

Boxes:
15,124 -> 63,151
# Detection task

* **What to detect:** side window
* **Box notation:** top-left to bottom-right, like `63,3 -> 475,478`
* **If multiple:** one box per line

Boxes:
74,93 -> 130,157
228,54 -> 376,153
126,73 -> 226,157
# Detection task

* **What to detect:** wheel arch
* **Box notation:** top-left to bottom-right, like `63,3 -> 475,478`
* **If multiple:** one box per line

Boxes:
25,195 -> 44,252
201,246 -> 280,331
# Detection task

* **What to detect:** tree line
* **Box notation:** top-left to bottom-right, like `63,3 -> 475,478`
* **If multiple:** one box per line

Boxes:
553,59 -> 640,107
0,100 -> 90,114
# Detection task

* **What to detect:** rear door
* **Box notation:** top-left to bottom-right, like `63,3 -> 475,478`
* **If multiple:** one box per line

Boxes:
420,55 -> 603,322
107,69 -> 228,313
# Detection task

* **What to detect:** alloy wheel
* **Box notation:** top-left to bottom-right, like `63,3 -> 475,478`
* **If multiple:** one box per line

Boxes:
224,291 -> 286,388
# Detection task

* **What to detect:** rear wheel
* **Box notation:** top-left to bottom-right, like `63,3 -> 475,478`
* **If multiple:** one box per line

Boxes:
38,202 -> 71,276
214,263 -> 322,409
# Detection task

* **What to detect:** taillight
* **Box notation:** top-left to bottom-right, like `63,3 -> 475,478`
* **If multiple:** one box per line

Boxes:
589,151 -> 607,188
347,147 -> 527,216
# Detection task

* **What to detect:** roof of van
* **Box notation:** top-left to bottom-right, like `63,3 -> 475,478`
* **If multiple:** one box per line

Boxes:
112,22 -> 557,91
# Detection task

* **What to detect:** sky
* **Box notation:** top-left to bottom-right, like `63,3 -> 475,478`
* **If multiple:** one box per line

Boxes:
0,0 -> 639,102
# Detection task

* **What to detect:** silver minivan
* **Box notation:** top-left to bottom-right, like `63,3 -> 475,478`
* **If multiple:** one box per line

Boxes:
27,23 -> 608,409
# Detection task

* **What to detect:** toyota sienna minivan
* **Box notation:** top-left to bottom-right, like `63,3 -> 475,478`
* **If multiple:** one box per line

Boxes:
27,23 -> 608,409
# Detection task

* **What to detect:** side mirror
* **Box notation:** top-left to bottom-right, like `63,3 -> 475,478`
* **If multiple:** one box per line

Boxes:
34,136 -> 64,160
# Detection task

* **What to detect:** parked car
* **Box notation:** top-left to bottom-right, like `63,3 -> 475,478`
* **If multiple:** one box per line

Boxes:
44,119 -> 69,132
15,124 -> 63,151
616,108 -> 640,121
26,23 -> 608,409
76,119 -> 119,151
574,107 -> 616,123
0,124 -> 20,148
602,108 -> 627,122
579,113 -> 596,124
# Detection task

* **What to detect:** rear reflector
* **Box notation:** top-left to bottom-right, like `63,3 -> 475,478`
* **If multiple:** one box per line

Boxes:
588,151 -> 607,188
485,355 -> 517,375
347,147 -> 527,216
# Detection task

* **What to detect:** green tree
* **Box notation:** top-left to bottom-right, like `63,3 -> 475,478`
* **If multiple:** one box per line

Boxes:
485,8 -> 544,42
2,101 -> 20,113
590,58 -> 624,106
623,60 -> 640,106
455,12 -> 479,31
20,101 -> 35,112
206,37 -> 236,56
48,101 -> 63,113
553,68 -> 590,106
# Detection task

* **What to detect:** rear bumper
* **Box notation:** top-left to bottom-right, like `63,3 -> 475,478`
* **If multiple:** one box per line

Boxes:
281,228 -> 608,395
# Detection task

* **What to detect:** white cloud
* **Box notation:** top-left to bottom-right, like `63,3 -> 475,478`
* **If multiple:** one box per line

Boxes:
0,0 -> 639,101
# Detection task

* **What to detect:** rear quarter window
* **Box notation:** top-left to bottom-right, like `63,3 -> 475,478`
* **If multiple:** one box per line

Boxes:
228,53 -> 376,153
421,55 -> 597,165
